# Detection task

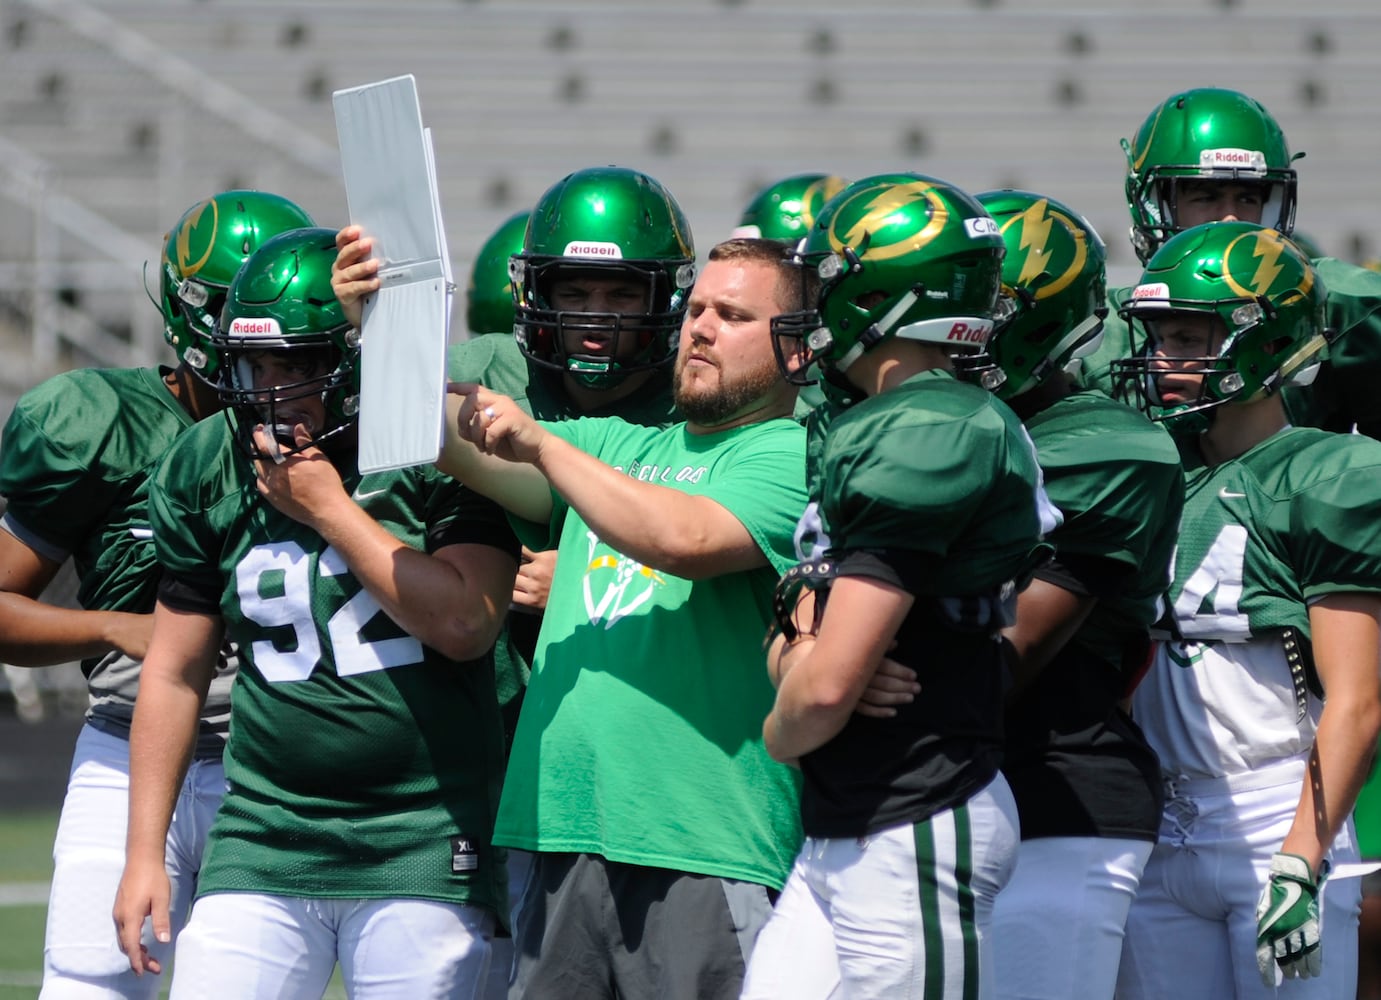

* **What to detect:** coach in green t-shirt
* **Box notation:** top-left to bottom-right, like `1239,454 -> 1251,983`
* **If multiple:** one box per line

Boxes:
337,236 -> 809,999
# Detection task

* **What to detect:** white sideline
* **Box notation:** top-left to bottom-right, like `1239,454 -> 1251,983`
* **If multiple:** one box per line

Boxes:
0,881 -> 49,906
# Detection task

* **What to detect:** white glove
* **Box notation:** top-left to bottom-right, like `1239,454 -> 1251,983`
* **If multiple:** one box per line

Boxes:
1255,852 -> 1324,985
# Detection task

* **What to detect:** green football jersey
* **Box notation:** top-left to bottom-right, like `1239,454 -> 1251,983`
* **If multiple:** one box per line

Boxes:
0,366 -> 232,755
1080,259 -> 1381,435
152,416 -> 516,910
818,370 -> 1054,595
1004,388 -> 1183,842
494,415 -> 807,890
1169,427 -> 1381,639
1136,426 -> 1381,778
1024,389 -> 1183,668
800,370 -> 1055,837
1287,258 -> 1381,435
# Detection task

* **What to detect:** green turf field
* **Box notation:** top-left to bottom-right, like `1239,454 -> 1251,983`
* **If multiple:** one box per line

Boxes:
0,809 -> 349,998
0,808 -> 58,998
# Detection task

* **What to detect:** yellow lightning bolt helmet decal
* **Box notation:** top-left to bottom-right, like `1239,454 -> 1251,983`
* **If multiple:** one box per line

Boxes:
829,181 -> 948,263
1223,228 -> 1311,299
1015,200 -> 1054,287
1000,202 -> 1089,299
173,198 -> 220,278
1248,230 -> 1285,292
800,175 -> 847,229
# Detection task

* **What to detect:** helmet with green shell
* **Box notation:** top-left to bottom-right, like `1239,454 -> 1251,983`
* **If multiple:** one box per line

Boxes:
1124,88 -> 1300,263
731,173 -> 848,242
158,190 -> 316,382
212,227 -> 359,461
769,172 -> 1006,386
1111,221 -> 1330,433
959,190 -> 1109,400
511,166 -> 696,389
466,209 -> 529,336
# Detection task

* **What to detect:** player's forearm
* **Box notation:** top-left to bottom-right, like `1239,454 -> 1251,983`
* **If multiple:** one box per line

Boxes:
0,594 -> 134,666
311,504 -> 511,661
764,659 -> 859,761
1282,694 -> 1381,871
125,653 -> 214,865
765,577 -> 914,759
533,434 -> 763,580
1290,594 -> 1381,870
1001,581 -> 1098,705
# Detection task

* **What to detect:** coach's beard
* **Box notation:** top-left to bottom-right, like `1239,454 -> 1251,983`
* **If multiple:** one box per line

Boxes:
674,356 -> 783,428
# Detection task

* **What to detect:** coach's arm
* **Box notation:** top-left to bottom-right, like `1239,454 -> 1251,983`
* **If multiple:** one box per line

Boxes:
439,383 -> 768,580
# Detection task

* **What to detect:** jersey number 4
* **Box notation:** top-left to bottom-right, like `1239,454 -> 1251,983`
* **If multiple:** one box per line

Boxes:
235,541 -> 423,683
1171,524 -> 1251,640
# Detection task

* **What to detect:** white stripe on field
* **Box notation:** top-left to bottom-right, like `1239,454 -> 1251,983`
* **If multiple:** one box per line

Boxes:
0,882 -> 50,906
0,971 -> 43,987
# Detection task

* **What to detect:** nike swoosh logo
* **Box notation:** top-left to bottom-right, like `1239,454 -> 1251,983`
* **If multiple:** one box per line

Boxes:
129,527 -> 153,539
352,487 -> 388,502
1260,880 -> 1304,932
1219,488 -> 1247,499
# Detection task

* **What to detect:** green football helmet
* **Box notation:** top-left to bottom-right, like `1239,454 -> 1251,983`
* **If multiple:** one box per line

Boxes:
1124,88 -> 1300,263
213,227 -> 359,461
731,173 -> 848,242
961,190 -> 1108,400
512,166 -> 696,389
770,172 -> 1005,386
157,190 -> 315,382
1111,221 -> 1330,432
466,209 -> 529,336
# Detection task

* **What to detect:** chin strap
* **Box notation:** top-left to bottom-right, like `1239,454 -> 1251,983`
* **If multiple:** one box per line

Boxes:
768,559 -> 839,647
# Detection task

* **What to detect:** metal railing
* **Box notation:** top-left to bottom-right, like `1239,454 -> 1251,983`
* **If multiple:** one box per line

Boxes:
0,0 -> 345,383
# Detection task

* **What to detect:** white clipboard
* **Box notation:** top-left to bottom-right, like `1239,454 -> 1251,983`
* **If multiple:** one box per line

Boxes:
333,74 -> 452,473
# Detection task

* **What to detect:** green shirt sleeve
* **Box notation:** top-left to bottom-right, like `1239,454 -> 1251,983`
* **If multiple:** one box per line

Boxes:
0,374 -> 127,555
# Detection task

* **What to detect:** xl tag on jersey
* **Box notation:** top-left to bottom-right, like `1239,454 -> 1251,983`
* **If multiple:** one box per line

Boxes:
450,835 -> 479,874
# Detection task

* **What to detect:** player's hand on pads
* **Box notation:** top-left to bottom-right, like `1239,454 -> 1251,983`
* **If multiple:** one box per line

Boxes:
1255,851 -> 1324,985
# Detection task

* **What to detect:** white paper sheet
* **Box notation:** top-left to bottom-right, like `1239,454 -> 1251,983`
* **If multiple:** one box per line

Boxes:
333,75 -> 450,473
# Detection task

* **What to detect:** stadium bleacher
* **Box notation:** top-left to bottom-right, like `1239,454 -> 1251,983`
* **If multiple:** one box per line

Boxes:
0,0 -> 1378,392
